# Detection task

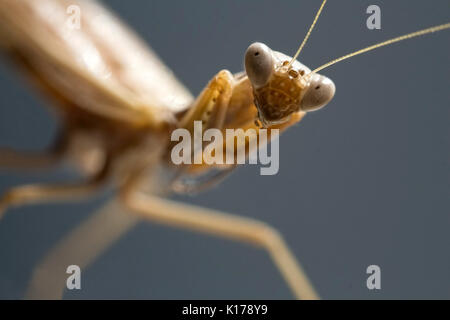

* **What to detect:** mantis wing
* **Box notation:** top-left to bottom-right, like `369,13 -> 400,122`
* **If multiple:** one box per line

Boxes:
0,0 -> 193,128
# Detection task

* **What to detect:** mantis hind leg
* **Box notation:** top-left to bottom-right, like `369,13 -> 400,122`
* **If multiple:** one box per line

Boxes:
121,190 -> 319,300
0,148 -> 61,170
0,160 -> 110,220
26,191 -> 318,300
25,166 -> 318,299
121,170 -> 318,300
0,131 -> 68,171
25,199 -> 139,299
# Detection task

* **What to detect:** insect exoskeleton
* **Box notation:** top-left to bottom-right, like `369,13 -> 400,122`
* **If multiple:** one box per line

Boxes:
245,42 -> 335,127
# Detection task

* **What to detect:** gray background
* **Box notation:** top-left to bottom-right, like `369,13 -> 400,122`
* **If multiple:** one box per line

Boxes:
0,0 -> 448,299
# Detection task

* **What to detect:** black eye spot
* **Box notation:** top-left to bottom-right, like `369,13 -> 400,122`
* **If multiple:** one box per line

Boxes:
315,85 -> 321,90
254,51 -> 259,56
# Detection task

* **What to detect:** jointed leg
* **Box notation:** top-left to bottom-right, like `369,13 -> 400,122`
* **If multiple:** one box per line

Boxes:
122,190 -> 319,300
173,70 -> 236,192
25,199 -> 139,299
178,69 -> 234,131
0,163 -> 109,220
172,165 -> 236,194
0,148 -> 62,170
0,132 -> 67,171
25,170 -> 317,299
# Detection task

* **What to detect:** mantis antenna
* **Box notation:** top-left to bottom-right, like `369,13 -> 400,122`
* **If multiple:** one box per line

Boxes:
310,22 -> 450,74
287,0 -> 327,68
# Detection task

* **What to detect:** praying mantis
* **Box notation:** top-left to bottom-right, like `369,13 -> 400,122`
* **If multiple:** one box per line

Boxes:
0,0 -> 448,299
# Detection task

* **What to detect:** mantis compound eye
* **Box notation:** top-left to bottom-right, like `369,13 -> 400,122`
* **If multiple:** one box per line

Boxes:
245,42 -> 274,89
301,73 -> 335,112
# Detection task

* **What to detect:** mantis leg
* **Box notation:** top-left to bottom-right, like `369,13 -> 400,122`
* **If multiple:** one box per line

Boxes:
25,192 -> 318,299
0,163 -> 109,220
121,188 -> 319,300
0,148 -> 62,170
178,69 -> 234,131
173,70 -> 237,192
23,71 -> 314,299
0,133 -> 67,171
25,167 -> 318,299
25,199 -> 139,299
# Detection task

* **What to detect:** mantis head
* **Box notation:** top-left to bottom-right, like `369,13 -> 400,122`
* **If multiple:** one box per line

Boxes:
243,0 -> 448,128
245,42 -> 335,127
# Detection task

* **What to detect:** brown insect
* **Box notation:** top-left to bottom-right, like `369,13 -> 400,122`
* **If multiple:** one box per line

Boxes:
0,0 -> 448,299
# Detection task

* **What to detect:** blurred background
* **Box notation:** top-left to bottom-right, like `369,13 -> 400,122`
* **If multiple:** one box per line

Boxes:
0,0 -> 448,299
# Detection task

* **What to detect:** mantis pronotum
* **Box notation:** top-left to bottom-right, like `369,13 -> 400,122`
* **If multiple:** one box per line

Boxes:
0,0 -> 448,299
